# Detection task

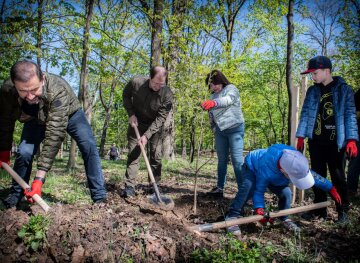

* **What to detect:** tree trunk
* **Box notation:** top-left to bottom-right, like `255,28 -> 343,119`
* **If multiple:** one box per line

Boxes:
286,0 -> 294,145
36,0 -> 43,67
99,79 -> 116,157
67,138 -> 77,171
67,0 -> 94,170
162,0 -> 188,160
218,0 -> 246,61
189,115 -> 195,163
150,0 -> 164,67
181,113 -> 187,158
162,111 -> 175,160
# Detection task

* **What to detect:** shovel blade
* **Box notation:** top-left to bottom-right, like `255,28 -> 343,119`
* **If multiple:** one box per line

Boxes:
147,194 -> 174,211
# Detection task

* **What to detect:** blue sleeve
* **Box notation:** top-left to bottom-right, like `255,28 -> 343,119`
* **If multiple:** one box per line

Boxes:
344,85 -> 359,141
296,87 -> 313,138
252,176 -> 268,209
312,170 -> 333,191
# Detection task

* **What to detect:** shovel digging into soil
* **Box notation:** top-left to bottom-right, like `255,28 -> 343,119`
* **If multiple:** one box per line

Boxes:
1,162 -> 51,212
133,125 -> 174,211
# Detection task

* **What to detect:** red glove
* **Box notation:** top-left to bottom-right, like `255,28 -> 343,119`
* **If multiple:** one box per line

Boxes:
201,100 -> 217,111
329,186 -> 342,205
255,208 -> 274,224
296,137 -> 304,153
0,151 -> 11,169
24,178 -> 44,203
346,140 -> 358,159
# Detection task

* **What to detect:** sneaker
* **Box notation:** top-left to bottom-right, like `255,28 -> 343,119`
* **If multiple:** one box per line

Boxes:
93,198 -> 108,205
283,219 -> 301,233
120,186 -> 136,198
225,217 -> 241,236
206,187 -> 224,197
2,193 -> 22,209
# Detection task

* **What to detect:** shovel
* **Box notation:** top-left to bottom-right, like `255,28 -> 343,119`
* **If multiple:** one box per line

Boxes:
186,201 -> 331,233
133,125 -> 174,210
1,162 -> 50,212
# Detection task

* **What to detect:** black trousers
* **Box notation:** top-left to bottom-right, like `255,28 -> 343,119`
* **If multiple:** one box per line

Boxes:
308,140 -> 349,215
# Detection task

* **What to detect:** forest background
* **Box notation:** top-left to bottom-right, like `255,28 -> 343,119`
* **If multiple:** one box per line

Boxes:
1,0 -> 359,164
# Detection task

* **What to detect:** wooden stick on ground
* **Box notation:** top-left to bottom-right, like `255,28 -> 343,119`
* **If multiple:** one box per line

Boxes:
1,162 -> 51,212
186,201 -> 331,232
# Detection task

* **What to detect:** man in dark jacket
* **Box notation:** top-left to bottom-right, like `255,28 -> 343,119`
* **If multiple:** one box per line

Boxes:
121,66 -> 173,197
296,56 -> 358,223
0,60 -> 107,207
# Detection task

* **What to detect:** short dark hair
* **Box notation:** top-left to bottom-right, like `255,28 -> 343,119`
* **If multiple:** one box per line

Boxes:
10,60 -> 43,83
205,70 -> 230,87
150,66 -> 167,79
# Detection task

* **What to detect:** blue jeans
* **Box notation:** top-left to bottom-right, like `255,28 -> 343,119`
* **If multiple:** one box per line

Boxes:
215,123 -> 244,190
348,140 -> 360,193
227,163 -> 291,221
11,109 -> 107,202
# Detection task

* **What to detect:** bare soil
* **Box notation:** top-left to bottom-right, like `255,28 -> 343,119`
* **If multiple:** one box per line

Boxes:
1,177 -> 360,262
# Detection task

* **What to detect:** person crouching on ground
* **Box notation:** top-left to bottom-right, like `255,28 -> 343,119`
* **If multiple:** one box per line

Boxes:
0,60 -> 107,207
225,144 -> 341,236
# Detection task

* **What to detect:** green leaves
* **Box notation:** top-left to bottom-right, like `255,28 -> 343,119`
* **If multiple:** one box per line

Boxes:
17,215 -> 50,252
190,235 -> 271,262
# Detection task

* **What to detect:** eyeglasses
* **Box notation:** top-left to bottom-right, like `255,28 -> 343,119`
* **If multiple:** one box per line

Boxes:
17,85 -> 42,95
151,81 -> 166,88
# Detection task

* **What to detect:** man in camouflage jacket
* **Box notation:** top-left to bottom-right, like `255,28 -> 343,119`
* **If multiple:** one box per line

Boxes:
121,66 -> 173,197
0,60 -> 107,207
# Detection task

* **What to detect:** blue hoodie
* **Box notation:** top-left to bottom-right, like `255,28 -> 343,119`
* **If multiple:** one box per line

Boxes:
245,144 -> 333,209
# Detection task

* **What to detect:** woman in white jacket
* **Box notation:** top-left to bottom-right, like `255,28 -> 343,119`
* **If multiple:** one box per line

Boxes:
201,70 -> 245,197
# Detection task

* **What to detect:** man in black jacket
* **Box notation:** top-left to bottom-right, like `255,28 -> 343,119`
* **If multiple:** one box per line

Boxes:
121,66 -> 173,197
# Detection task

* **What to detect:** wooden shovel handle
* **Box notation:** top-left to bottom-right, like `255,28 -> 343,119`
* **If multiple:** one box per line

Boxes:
2,162 -> 50,212
187,201 -> 331,232
132,125 -> 163,203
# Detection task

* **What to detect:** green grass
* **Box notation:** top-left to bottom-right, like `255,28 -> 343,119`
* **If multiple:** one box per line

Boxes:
18,214 -> 50,252
190,234 -> 273,263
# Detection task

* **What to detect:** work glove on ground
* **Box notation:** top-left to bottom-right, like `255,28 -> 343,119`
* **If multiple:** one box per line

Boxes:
201,100 -> 217,111
346,140 -> 358,159
0,151 -> 10,169
296,137 -> 304,153
24,178 -> 44,203
329,186 -> 342,205
255,208 -> 274,224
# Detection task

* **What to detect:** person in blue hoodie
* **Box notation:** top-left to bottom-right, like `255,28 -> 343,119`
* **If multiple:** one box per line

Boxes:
226,144 -> 341,236
296,56 -> 358,223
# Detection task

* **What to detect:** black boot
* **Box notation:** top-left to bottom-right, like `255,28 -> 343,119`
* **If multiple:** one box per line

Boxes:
2,192 -> 23,209
120,186 -> 136,198
336,205 -> 350,224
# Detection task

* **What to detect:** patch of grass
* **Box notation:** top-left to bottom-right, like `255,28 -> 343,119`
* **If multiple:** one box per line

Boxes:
281,236 -> 310,262
43,172 -> 91,204
190,234 -> 272,263
18,214 -> 50,252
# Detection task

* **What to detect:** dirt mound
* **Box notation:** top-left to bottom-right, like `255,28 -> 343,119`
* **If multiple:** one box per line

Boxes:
0,184 -> 225,262
1,182 -> 359,262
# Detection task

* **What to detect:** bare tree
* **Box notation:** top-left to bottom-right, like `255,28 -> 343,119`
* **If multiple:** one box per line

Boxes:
138,0 -> 164,66
67,0 -> 95,170
286,0 -> 294,145
36,0 -> 44,66
303,0 -> 341,56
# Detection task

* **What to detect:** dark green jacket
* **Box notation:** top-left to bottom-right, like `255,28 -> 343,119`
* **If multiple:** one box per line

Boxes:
0,73 -> 81,171
122,76 -> 173,139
